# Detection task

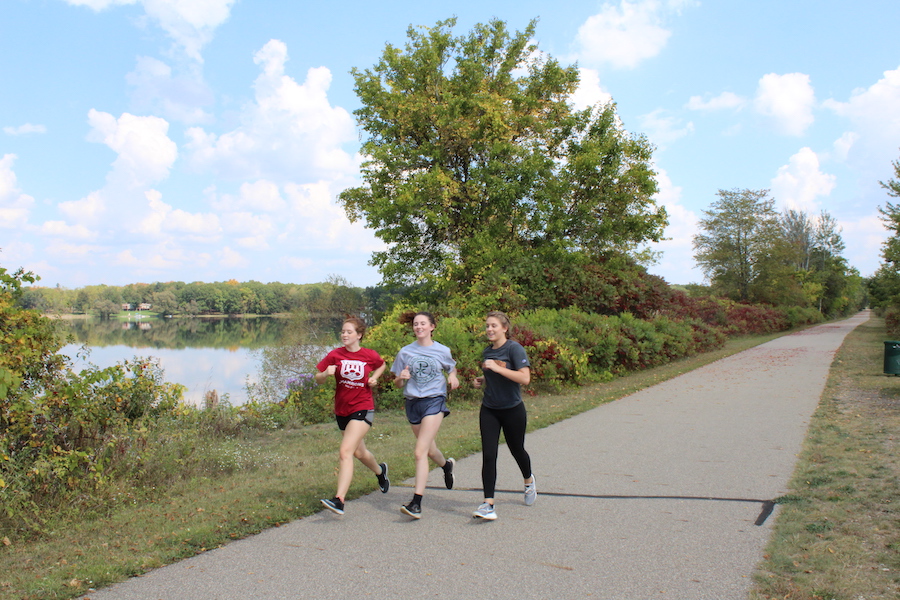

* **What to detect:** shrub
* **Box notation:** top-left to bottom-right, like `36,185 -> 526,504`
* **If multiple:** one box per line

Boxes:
884,306 -> 900,338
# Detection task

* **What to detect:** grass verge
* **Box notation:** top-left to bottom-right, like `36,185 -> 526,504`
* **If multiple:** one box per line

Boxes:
1,331 -> 785,600
750,314 -> 900,600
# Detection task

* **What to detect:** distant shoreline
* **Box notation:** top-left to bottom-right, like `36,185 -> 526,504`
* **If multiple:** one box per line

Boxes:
44,312 -> 290,320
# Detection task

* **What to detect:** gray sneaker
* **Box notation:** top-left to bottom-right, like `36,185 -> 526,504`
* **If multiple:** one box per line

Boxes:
524,476 -> 537,506
472,502 -> 497,520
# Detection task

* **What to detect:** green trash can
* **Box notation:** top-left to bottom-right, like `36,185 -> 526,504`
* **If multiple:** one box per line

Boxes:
885,341 -> 900,375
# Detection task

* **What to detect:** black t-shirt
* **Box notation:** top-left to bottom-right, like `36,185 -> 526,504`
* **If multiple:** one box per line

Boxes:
481,339 -> 531,409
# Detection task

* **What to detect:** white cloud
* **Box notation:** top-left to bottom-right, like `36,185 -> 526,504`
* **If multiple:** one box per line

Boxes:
686,92 -> 746,111
840,214 -> 888,277
575,0 -> 696,69
65,0 -> 236,63
59,190 -> 105,224
832,132 -> 859,162
823,66 -> 900,169
39,221 -> 96,240
569,68 -> 614,111
141,0 -> 236,62
645,167 -> 703,284
770,147 -> 836,212
3,123 -> 47,136
185,39 -> 358,182
282,181 -> 384,254
126,56 -> 214,124
639,109 -> 694,149
754,73 -> 816,136
137,189 -> 221,238
44,240 -> 101,263
219,246 -> 249,269
64,0 -> 136,9
114,248 -> 180,270
211,179 -> 286,212
0,154 -> 35,230
87,110 -> 178,188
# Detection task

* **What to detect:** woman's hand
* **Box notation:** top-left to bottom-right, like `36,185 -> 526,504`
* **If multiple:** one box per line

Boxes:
482,359 -> 506,372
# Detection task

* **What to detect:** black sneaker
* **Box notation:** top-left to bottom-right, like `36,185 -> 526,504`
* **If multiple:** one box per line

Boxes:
400,502 -> 422,519
321,497 -> 344,515
443,457 -> 455,490
377,462 -> 390,493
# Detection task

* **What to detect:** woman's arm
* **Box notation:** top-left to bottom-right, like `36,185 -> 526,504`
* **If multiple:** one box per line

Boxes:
447,369 -> 460,390
369,362 -> 386,387
393,366 -> 410,388
315,364 -> 336,385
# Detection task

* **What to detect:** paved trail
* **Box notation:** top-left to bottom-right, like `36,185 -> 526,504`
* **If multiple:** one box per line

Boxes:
82,312 -> 868,600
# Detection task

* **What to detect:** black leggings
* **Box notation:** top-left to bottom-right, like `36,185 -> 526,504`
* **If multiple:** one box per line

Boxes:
479,403 -> 532,499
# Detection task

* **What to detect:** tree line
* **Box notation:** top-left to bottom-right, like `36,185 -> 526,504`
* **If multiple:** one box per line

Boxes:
16,276 -> 390,319
692,188 -> 864,315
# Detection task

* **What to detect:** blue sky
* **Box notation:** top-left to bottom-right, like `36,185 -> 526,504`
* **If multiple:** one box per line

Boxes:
2,0 -> 898,289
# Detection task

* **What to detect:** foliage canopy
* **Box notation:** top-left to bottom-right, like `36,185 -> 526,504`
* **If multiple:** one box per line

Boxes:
339,18 -> 666,300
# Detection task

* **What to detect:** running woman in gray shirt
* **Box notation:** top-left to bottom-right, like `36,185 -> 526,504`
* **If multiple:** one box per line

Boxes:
391,311 -> 459,519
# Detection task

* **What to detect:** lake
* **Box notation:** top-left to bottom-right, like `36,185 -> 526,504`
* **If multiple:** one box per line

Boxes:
59,316 -> 296,406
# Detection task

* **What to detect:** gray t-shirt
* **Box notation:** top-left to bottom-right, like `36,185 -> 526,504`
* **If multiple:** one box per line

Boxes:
391,341 -> 457,399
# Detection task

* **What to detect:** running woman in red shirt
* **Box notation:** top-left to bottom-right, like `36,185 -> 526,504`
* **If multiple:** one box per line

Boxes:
317,317 -> 390,515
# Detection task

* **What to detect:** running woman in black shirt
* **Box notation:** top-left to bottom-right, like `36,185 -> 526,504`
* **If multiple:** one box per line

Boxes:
471,311 -> 536,520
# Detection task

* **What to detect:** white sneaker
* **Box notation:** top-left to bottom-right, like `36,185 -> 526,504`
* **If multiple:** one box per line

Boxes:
472,502 -> 497,520
524,476 -> 537,506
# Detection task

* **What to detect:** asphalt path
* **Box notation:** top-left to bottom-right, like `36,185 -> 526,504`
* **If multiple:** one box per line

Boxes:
81,311 -> 869,600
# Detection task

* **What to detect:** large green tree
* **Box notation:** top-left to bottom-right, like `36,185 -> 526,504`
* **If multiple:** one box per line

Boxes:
693,188 -> 781,302
338,18 -> 666,299
870,150 -> 900,309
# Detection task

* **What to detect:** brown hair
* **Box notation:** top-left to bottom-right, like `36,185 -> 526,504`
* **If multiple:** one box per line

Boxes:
486,311 -> 511,331
343,316 -> 367,340
399,310 -> 437,328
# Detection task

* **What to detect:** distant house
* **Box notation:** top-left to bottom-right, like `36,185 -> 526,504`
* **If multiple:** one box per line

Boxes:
138,303 -> 152,311
121,303 -> 134,311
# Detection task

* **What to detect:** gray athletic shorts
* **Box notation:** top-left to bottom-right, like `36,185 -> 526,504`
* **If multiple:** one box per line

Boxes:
405,395 -> 450,425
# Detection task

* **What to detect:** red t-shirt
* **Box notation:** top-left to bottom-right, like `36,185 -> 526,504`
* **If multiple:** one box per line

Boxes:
317,346 -> 385,416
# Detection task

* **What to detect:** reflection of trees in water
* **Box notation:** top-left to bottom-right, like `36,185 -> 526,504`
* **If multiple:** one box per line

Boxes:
248,312 -> 340,403
60,317 -> 289,350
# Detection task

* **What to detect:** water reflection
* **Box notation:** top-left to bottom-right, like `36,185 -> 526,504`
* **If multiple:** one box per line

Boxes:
59,317 -> 289,406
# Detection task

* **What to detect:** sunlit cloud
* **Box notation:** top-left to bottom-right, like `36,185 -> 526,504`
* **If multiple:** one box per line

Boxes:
574,0 -> 697,69
87,110 -> 178,188
840,214 -> 888,277
64,0 -> 237,63
645,168 -> 703,284
823,66 -> 900,172
59,191 -> 105,224
570,67 -> 614,111
770,147 -> 836,212
754,72 -> 816,136
3,123 -> 47,136
0,154 -> 35,230
39,220 -> 96,240
686,91 -> 746,111
185,39 -> 358,182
